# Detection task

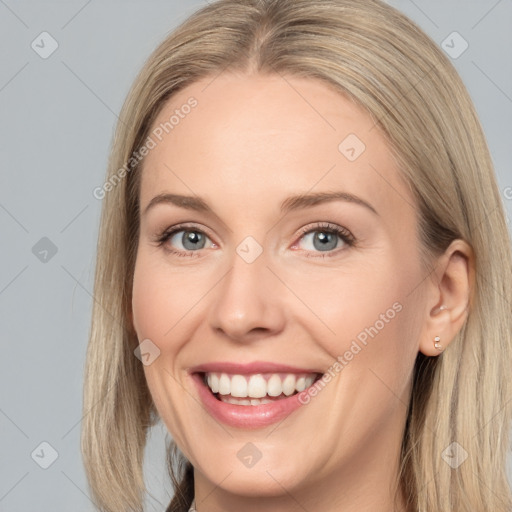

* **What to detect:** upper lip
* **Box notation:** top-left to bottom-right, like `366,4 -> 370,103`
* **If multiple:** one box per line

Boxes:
188,361 -> 324,375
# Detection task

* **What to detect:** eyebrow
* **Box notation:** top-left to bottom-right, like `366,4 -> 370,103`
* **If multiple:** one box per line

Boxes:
142,191 -> 378,217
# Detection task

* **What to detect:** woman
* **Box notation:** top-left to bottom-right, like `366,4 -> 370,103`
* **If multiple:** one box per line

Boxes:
81,0 -> 512,511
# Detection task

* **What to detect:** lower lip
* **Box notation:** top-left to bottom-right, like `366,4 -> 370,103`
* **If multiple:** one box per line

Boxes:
191,373 -> 310,429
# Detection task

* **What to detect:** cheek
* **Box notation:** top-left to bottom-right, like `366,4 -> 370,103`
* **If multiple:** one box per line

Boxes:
288,251 -> 422,373
131,251 -> 219,374
131,254 -> 194,442
131,252 -> 193,340
291,261 -> 404,337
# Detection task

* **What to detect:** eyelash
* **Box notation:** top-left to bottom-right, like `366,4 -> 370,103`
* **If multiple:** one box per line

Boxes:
154,222 -> 356,259
296,222 -> 356,258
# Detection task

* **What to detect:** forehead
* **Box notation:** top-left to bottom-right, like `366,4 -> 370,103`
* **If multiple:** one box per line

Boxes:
139,72 -> 414,221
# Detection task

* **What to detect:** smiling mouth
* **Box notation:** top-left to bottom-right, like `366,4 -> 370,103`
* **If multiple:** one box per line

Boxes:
199,371 -> 323,406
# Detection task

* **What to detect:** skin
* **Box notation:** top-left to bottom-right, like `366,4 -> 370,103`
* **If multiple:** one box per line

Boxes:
131,72 -> 472,512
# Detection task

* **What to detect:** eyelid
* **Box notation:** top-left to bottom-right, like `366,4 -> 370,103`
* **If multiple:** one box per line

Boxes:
290,222 -> 355,256
295,221 -> 353,240
153,222 -> 217,257
155,221 -> 355,257
155,222 -> 216,243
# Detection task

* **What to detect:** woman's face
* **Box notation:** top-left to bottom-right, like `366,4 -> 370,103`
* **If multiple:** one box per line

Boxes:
131,72 -> 430,505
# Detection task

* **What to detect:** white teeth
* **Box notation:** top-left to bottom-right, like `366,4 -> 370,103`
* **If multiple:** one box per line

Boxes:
219,396 -> 273,405
267,374 -> 282,397
250,398 -> 268,405
248,374 -> 267,398
304,375 -> 315,388
230,375 -> 247,397
204,371 -> 319,400
218,373 -> 230,395
207,373 -> 219,393
282,374 -> 296,396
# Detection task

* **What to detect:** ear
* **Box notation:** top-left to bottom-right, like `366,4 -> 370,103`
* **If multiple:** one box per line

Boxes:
418,239 -> 474,356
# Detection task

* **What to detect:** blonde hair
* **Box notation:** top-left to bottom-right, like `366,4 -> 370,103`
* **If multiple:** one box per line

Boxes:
81,0 -> 512,511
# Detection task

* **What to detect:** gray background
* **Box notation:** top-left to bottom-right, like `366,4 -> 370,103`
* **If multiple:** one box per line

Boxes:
1,1 -> 511,511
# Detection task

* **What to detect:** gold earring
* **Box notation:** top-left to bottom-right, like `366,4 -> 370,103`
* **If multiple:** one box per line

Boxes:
434,336 -> 443,351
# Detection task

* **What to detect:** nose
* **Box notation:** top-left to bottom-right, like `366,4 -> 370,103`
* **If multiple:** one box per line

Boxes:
208,243 -> 286,343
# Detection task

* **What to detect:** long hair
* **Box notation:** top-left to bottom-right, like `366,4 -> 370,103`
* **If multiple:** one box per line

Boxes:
81,1 -> 512,510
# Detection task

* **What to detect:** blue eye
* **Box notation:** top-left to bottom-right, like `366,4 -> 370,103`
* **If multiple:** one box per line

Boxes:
293,222 -> 355,257
170,230 -> 209,251
300,230 -> 342,251
155,222 -> 355,258
158,227 -> 214,254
